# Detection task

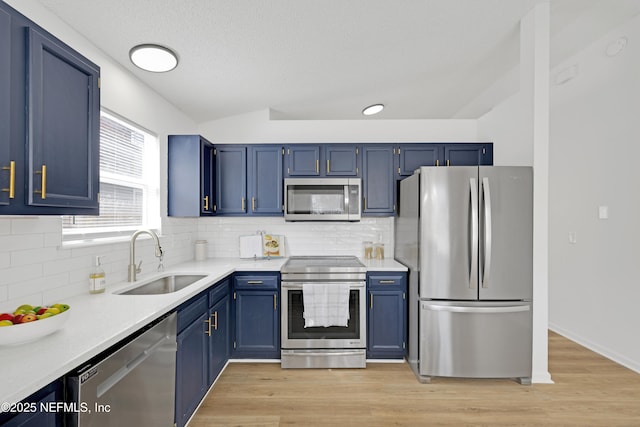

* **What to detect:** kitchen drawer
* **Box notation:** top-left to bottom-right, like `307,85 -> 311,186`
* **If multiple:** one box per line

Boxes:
367,274 -> 405,287
208,278 -> 230,307
177,293 -> 208,333
234,273 -> 279,290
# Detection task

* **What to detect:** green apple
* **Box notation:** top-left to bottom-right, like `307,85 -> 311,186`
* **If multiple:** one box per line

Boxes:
15,304 -> 33,312
0,320 -> 13,327
51,303 -> 70,312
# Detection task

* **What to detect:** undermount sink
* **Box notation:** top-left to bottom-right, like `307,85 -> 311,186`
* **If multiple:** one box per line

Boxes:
117,274 -> 207,295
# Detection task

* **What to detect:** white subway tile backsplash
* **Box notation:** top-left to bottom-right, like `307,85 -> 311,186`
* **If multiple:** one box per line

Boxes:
0,213 -> 397,306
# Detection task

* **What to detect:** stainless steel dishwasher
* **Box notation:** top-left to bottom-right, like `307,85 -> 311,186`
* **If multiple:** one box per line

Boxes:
66,312 -> 177,426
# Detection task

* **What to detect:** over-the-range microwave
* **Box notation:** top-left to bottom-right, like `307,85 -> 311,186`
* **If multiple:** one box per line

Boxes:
283,178 -> 361,221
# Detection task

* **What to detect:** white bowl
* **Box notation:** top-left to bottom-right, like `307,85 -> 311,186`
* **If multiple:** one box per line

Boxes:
0,309 -> 70,346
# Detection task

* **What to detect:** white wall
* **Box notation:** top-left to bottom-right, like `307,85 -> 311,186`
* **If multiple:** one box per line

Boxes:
0,1 -> 198,312
548,14 -> 640,372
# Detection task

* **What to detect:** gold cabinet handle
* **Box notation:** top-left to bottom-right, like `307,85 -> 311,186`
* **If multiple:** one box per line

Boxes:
446,159 -> 450,166
35,164 -> 47,199
370,294 -> 373,309
2,160 -> 15,199
327,159 -> 330,173
211,312 -> 218,331
203,195 -> 209,210
274,293 -> 277,311
205,318 -> 212,336
436,159 -> 440,167
315,159 -> 319,174
252,197 -> 256,211
241,197 -> 245,211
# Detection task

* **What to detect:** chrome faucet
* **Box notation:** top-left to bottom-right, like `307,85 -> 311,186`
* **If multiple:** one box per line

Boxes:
128,229 -> 164,282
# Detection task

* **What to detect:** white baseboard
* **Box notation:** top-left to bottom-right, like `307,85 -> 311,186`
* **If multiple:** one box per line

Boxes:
549,323 -> 640,374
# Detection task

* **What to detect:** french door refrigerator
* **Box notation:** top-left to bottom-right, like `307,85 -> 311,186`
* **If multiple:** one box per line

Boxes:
395,166 -> 533,384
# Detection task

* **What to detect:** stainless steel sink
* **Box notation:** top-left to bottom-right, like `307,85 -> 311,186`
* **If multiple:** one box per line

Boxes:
117,274 -> 207,295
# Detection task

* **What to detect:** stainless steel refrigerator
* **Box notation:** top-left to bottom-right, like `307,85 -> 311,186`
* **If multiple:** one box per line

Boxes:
395,166 -> 533,384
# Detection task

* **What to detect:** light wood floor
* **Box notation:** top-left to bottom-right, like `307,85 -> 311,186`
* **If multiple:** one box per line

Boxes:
190,331 -> 640,426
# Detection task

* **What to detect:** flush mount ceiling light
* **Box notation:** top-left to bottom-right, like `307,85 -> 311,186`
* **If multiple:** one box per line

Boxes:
129,44 -> 178,72
362,104 -> 384,116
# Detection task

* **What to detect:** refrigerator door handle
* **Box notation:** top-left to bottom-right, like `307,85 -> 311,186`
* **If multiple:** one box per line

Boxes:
481,177 -> 493,288
422,303 -> 530,314
469,178 -> 479,289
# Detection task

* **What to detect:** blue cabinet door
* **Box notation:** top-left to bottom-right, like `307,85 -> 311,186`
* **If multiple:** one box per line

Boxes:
325,145 -> 359,176
248,145 -> 283,215
175,312 -> 208,427
0,380 -> 62,427
233,290 -> 279,358
444,143 -> 493,166
26,27 -> 100,212
367,273 -> 407,359
0,8 -> 10,208
208,294 -> 230,384
168,135 -> 215,217
285,145 -> 320,176
397,144 -> 443,176
215,145 -> 247,214
362,145 -> 395,215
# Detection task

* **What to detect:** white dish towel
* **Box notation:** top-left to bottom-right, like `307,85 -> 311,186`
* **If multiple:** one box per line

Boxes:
302,283 -> 350,328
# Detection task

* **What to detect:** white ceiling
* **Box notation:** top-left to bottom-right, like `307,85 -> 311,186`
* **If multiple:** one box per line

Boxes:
31,0 -> 640,122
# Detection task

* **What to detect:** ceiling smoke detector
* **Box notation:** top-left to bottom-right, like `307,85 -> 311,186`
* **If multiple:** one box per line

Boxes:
605,37 -> 627,57
129,44 -> 179,72
362,104 -> 384,116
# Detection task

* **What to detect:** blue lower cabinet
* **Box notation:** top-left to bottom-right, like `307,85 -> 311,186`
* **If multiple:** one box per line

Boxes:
232,273 -> 280,359
0,379 -> 63,427
175,310 -> 209,427
208,292 -> 230,384
367,273 -> 407,359
175,279 -> 231,427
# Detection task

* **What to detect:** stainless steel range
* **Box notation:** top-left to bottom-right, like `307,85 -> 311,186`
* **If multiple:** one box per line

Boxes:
280,256 -> 367,368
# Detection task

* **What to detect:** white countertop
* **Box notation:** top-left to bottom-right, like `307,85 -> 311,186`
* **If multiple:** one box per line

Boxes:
0,256 -> 405,406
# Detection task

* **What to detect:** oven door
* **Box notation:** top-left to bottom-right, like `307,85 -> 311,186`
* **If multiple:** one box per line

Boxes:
281,282 -> 366,349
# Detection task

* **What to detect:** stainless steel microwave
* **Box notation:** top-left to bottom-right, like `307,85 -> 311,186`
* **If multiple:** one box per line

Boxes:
284,178 -> 361,221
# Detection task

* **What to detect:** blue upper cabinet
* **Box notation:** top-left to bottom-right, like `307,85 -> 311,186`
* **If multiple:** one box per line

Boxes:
397,144 -> 443,176
215,144 -> 283,216
284,145 -> 320,176
0,8 -> 11,208
362,145 -> 395,215
0,2 -> 100,215
443,143 -> 493,166
26,28 -> 100,211
324,145 -> 359,176
215,145 -> 247,214
248,145 -> 283,215
168,135 -> 215,217
284,144 -> 360,177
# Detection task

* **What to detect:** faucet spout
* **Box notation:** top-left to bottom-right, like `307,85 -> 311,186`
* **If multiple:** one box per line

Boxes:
128,229 -> 163,282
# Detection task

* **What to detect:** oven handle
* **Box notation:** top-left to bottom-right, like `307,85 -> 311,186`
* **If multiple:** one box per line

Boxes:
281,282 -> 365,289
283,351 -> 365,357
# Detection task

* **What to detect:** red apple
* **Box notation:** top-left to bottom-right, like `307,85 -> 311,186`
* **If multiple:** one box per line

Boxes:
0,313 -> 14,322
12,314 -> 24,324
36,307 -> 48,315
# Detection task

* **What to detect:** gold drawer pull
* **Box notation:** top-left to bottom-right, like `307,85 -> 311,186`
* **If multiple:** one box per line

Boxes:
203,195 -> 209,210
212,312 -> 218,331
205,318 -> 212,336
2,160 -> 15,199
35,164 -> 47,199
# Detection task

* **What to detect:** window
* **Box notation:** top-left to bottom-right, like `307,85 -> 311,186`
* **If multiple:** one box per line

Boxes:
63,110 -> 160,243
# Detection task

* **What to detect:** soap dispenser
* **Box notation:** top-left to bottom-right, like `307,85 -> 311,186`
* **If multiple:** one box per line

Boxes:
89,256 -> 106,294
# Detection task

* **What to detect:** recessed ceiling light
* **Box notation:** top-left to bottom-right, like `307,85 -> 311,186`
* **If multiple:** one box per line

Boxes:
362,104 -> 384,116
129,44 -> 179,73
